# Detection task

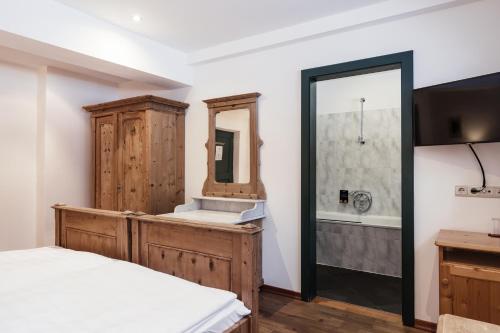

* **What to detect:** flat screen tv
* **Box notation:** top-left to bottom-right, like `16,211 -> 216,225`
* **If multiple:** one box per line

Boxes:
414,72 -> 500,146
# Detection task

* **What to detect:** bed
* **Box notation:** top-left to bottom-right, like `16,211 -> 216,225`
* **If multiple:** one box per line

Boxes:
0,247 -> 249,332
0,204 -> 261,333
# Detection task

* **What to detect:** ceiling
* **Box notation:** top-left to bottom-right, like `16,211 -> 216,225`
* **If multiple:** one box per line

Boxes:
55,0 -> 388,52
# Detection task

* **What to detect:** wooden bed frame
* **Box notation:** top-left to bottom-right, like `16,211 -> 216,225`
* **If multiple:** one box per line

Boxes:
53,204 -> 261,333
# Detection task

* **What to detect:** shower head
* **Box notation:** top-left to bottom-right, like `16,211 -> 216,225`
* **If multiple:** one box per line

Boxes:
358,98 -> 366,144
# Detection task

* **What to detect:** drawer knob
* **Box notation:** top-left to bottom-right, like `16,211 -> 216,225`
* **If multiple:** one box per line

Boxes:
442,278 -> 449,286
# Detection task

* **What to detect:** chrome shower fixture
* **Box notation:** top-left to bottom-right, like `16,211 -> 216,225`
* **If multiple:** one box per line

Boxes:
352,191 -> 372,213
358,97 -> 366,145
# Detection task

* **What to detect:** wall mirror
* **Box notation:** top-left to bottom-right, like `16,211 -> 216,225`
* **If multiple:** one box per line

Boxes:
215,108 -> 250,184
203,93 -> 266,199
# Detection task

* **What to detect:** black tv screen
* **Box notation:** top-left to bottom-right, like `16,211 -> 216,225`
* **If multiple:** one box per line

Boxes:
414,72 -> 500,146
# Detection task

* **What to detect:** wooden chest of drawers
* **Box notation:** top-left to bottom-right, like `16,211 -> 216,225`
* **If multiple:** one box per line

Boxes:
436,230 -> 500,325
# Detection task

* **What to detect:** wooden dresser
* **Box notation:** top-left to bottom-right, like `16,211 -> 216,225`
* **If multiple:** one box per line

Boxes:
84,95 -> 189,214
436,230 -> 500,325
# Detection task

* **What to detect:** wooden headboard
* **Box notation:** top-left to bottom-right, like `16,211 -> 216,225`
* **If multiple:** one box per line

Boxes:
53,204 -> 261,333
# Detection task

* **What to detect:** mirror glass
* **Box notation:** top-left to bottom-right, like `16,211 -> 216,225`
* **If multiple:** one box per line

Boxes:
215,108 -> 250,184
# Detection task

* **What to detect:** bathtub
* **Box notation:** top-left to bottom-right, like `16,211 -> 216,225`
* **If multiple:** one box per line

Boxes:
316,210 -> 402,276
316,210 -> 401,229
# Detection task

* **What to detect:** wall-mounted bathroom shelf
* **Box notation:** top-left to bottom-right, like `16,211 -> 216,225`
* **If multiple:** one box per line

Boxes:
158,196 -> 265,225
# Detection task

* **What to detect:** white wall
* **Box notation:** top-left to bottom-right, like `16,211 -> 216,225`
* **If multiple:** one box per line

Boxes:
116,81 -> 173,99
414,142 -> 500,320
0,61 -> 38,250
317,69 -> 401,114
0,60 -> 120,249
42,69 -> 119,245
179,0 -> 500,322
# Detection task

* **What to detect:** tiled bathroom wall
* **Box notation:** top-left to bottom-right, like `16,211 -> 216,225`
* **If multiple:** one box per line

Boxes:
316,108 -> 401,218
316,221 -> 402,277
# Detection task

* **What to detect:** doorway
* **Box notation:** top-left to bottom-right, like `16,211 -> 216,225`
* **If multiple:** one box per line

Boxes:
300,51 -> 415,326
215,129 -> 235,183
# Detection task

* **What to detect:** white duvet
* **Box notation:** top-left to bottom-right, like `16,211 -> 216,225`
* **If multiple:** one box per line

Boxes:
0,247 -> 250,333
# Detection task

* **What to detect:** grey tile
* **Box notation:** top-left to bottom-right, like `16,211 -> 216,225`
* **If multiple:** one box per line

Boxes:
317,222 -> 402,277
316,108 -> 401,218
316,108 -> 402,277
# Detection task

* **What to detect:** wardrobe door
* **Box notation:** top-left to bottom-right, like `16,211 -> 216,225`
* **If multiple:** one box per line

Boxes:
94,115 -> 117,210
148,110 -> 182,214
118,112 -> 149,212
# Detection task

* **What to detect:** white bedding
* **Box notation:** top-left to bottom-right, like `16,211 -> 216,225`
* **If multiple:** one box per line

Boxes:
0,247 -> 250,333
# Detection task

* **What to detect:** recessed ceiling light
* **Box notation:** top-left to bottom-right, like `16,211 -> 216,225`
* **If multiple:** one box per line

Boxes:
132,14 -> 142,22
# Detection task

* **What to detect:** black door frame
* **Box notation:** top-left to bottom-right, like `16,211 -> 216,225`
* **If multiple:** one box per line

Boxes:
300,51 -> 415,326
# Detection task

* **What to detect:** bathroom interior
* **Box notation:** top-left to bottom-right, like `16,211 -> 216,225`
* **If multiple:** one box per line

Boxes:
316,67 -> 403,314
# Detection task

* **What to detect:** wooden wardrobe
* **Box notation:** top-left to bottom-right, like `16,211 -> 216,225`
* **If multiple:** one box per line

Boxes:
84,95 -> 189,214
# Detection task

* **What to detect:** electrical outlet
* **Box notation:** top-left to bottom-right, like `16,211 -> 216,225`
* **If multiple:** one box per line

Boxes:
455,185 -> 500,198
474,186 -> 500,198
455,185 -> 468,196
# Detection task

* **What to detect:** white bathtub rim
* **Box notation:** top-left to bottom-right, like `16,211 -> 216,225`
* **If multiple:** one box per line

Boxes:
316,210 -> 401,229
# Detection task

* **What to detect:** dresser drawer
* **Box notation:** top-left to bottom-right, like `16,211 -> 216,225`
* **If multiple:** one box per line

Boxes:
449,264 -> 500,283
439,263 -> 500,324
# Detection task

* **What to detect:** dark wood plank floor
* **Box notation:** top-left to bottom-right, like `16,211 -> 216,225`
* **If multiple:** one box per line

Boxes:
259,292 -> 424,333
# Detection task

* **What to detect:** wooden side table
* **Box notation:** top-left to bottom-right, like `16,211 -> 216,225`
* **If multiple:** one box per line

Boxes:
435,230 -> 500,325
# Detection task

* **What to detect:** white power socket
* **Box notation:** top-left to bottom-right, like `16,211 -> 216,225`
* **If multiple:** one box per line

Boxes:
455,185 -> 500,198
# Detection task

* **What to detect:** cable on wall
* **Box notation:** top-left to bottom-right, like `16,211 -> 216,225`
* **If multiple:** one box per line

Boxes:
467,143 -> 486,193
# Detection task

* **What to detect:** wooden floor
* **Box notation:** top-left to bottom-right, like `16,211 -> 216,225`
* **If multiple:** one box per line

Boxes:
259,292 -> 425,333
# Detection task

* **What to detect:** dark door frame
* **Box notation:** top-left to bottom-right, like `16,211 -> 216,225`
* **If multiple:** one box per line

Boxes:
300,51 -> 415,326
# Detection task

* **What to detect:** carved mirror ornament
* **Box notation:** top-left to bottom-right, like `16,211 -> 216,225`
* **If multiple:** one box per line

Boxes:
202,93 -> 266,199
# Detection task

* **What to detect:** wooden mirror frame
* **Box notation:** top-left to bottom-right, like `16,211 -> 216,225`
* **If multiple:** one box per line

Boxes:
202,93 -> 266,199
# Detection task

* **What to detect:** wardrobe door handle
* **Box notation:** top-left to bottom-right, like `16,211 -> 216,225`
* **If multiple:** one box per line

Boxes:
117,185 -> 122,192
